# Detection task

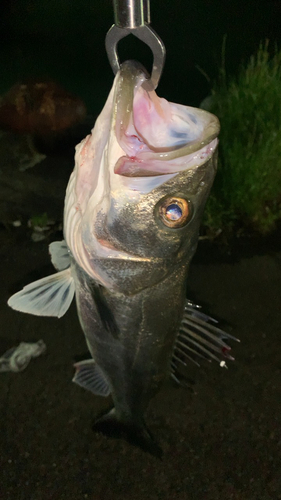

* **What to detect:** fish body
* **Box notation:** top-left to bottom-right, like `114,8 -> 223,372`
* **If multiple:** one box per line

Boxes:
70,159 -> 216,414
64,60 -> 218,430
8,61 -> 236,455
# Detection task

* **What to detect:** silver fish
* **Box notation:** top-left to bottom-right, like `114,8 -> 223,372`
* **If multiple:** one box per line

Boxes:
8,61 -> 238,456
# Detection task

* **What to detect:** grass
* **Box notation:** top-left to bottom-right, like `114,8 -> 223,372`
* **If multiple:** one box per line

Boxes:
202,40 -> 281,236
29,213 -> 49,229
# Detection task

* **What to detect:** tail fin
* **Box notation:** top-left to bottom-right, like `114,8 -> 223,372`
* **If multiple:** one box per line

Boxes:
92,408 -> 162,458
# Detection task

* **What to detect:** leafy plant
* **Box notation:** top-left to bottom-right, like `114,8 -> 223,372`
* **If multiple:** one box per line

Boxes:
29,213 -> 49,229
202,40 -> 281,235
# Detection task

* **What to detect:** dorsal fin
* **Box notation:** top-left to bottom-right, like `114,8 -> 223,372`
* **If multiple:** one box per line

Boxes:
171,300 -> 240,384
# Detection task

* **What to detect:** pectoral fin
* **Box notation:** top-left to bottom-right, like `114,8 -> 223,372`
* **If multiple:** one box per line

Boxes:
91,283 -> 119,339
7,268 -> 75,318
49,240 -> 70,271
72,359 -> 111,397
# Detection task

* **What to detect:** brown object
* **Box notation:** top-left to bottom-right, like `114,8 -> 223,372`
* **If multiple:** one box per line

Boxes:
0,81 -> 87,137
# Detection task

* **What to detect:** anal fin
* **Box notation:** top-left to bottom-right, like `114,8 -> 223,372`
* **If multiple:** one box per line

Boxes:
72,359 -> 111,397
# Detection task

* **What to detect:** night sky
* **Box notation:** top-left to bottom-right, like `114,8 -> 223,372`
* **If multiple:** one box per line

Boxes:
1,0 -> 281,112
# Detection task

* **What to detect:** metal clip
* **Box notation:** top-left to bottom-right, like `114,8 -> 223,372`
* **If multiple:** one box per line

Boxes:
105,0 -> 166,90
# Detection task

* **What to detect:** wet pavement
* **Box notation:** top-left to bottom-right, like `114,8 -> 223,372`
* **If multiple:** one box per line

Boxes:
0,146 -> 280,499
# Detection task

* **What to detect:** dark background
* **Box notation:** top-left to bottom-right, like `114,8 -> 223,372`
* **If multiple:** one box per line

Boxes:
1,0 -> 281,112
0,2 -> 281,499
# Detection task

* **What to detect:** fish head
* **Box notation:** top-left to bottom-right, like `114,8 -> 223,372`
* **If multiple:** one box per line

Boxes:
64,61 -> 220,294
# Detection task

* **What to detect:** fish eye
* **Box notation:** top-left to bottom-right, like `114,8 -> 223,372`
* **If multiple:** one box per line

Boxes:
158,197 -> 192,228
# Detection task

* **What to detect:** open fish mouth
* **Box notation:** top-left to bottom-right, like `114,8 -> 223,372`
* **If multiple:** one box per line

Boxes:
63,61 -> 220,289
112,61 -> 220,179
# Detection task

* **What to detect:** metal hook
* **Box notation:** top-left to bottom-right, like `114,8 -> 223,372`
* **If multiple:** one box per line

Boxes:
105,0 -> 166,90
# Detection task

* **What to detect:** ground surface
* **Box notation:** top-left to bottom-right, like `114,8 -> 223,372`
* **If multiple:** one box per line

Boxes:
1,2 -> 281,498
0,140 -> 280,500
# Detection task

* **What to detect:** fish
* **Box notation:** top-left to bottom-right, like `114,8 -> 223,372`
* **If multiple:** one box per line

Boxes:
8,60 -> 238,457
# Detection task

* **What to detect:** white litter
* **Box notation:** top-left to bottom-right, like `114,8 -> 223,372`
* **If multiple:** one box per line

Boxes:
0,340 -> 46,372
12,220 -> 22,227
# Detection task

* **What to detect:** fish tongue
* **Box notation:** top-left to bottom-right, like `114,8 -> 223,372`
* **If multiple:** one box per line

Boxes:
114,155 -> 177,177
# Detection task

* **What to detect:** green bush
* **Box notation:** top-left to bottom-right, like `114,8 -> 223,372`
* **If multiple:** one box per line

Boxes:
202,41 -> 281,235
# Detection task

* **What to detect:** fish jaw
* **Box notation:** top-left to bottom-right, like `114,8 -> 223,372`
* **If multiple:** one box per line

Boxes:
64,61 -> 219,293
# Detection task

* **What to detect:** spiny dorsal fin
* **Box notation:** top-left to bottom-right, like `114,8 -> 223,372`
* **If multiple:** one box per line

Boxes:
7,268 -> 75,318
72,359 -> 111,397
171,299 -> 240,383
